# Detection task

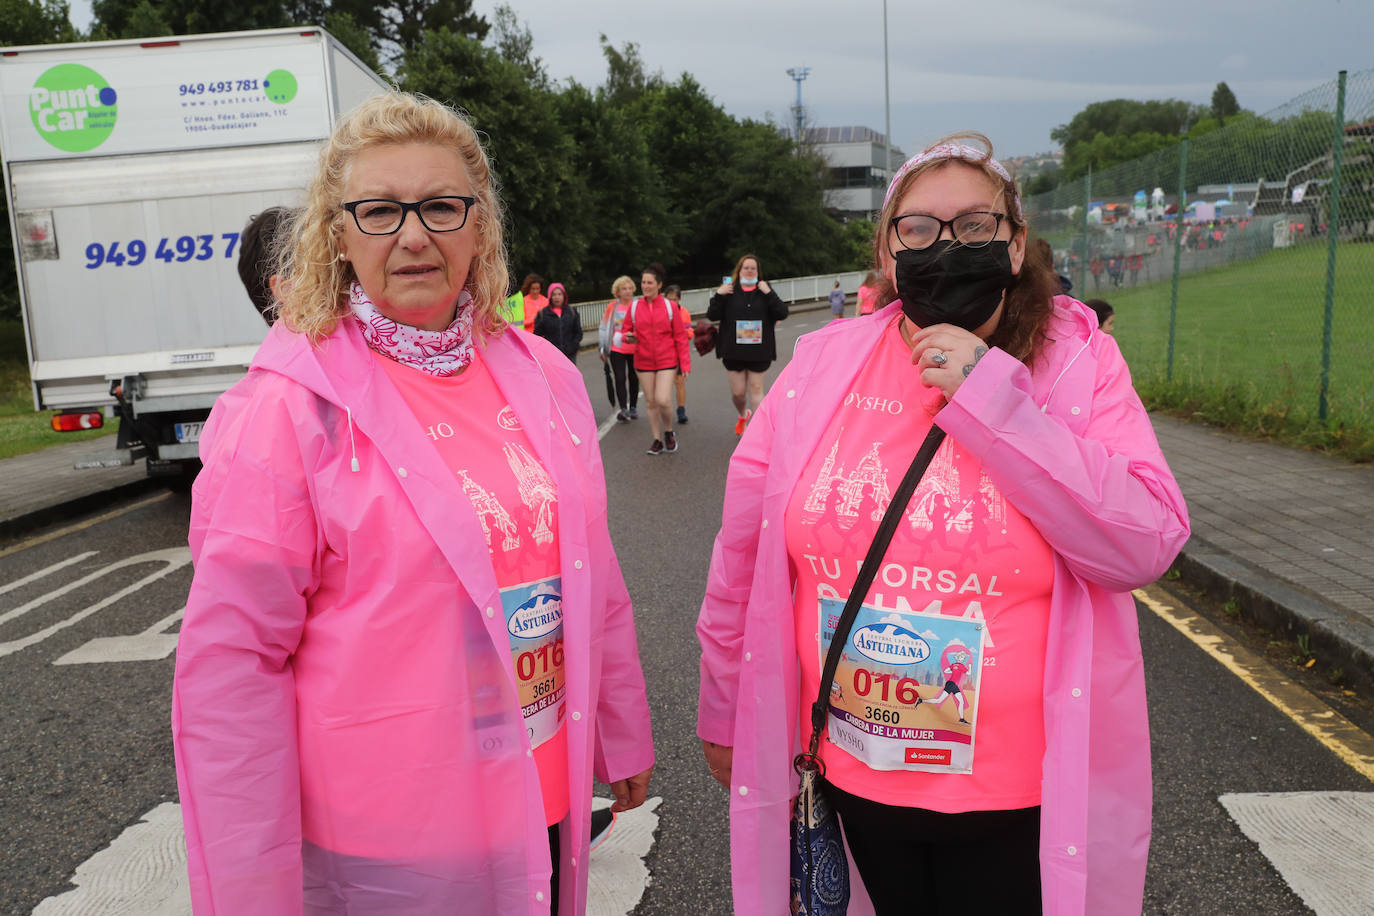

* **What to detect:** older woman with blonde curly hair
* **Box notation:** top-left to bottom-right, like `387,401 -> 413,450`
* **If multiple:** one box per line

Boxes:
173,91 -> 654,915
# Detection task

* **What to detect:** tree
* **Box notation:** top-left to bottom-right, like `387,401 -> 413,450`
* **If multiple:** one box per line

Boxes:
490,3 -> 546,89
89,0 -> 290,39
379,0 -> 487,62
1211,81 -> 1240,121
599,35 -> 661,108
1,0 -> 78,45
553,82 -> 677,297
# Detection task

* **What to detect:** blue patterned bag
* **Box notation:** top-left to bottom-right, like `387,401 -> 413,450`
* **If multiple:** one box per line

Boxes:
789,757 -> 849,915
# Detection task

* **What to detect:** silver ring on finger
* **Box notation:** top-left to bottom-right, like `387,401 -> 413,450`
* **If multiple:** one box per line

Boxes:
931,351 -> 948,366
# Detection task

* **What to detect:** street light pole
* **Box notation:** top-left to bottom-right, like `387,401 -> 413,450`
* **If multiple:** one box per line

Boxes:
883,0 -> 892,174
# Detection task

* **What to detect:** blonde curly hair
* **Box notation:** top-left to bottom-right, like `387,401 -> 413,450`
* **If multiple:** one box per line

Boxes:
276,92 -> 508,342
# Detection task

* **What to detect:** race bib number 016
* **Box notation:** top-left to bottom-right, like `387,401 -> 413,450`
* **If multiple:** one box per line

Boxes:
819,597 -> 985,774
501,576 -> 566,749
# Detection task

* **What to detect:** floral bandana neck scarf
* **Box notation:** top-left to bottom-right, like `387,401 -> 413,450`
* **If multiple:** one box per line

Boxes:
349,281 -> 476,377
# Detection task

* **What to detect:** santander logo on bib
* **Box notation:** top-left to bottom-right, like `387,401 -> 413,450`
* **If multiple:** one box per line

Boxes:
853,617 -> 931,665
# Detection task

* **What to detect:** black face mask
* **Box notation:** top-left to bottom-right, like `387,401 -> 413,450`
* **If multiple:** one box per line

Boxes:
894,240 -> 1015,331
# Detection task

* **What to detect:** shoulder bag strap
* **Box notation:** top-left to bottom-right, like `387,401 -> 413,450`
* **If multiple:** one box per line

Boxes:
804,423 -> 948,761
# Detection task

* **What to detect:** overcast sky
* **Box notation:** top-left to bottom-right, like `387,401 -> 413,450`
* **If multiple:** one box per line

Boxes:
67,0 -> 1374,158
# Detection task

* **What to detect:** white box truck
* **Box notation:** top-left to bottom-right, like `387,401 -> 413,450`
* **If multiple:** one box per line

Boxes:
0,27 -> 388,476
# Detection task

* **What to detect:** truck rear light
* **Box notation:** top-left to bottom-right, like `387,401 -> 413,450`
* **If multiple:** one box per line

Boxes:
52,412 -> 104,432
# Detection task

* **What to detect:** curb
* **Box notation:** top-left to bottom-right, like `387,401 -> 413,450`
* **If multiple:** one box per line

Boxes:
0,476 -> 165,545
1173,536 -> 1374,697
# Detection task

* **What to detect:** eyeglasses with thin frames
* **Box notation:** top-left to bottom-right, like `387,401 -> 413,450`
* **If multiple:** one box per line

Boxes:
342,196 -> 476,235
888,211 -> 1007,256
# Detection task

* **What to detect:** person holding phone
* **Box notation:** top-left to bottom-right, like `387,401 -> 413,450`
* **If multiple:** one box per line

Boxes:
696,134 -> 1188,914
707,254 -> 788,435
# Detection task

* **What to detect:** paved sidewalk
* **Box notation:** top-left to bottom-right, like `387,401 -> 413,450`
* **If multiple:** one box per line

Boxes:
1,414 -> 1372,691
0,436 -> 155,541
1151,415 -> 1374,692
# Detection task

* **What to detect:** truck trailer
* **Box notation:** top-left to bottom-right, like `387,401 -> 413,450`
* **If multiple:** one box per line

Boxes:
0,27 -> 388,476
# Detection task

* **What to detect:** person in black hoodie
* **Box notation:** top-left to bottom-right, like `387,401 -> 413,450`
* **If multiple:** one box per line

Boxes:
707,253 -> 788,434
532,282 -> 584,363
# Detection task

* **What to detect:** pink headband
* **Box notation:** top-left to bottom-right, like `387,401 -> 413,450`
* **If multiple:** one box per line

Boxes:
883,142 -> 1023,220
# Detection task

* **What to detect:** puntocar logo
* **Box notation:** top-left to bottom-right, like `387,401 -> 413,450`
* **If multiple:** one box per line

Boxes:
507,592 -> 562,639
30,63 -> 118,152
853,623 -> 931,666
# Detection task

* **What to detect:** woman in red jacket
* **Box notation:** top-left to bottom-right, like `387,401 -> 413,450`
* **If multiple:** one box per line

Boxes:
621,262 -> 690,455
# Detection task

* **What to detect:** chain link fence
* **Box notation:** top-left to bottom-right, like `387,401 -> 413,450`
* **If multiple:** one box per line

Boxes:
1024,69 -> 1374,455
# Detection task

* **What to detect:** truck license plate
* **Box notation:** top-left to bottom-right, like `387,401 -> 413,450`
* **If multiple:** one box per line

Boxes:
175,422 -> 203,443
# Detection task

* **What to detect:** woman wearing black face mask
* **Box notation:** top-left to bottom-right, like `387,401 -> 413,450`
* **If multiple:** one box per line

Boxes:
696,134 -> 1189,915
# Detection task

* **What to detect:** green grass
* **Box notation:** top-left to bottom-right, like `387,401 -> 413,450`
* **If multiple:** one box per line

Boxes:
1100,240 -> 1374,461
0,321 -> 114,459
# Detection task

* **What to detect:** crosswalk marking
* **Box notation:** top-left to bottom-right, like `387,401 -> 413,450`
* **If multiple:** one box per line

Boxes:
34,799 -> 662,915
0,548 -> 191,659
1221,791 -> 1374,916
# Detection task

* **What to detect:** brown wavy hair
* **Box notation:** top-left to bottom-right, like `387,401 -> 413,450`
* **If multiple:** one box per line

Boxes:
276,92 -> 508,343
730,253 -> 761,288
873,132 -> 1059,365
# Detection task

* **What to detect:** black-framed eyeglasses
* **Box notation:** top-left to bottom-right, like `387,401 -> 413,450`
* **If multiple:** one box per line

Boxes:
341,196 -> 476,235
889,211 -> 1007,255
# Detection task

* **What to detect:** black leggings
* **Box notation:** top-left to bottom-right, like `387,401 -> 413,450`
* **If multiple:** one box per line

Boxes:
547,823 -> 559,914
823,782 -> 1042,915
608,351 -> 638,411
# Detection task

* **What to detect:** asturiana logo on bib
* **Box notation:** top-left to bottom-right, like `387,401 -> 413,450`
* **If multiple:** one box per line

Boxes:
853,622 -> 931,665
30,63 -> 118,152
507,590 -> 562,639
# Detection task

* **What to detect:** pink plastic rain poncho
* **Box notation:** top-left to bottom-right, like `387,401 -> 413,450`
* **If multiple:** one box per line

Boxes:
174,319 -> 654,915
697,298 -> 1189,915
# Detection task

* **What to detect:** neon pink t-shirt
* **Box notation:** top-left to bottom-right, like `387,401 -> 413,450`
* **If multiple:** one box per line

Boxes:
784,315 -> 1054,813
606,301 -> 637,355
374,349 -> 569,827
857,284 -> 878,315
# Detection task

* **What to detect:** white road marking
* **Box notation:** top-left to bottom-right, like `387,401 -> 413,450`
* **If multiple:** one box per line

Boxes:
1220,791 -> 1374,916
54,606 -> 184,665
587,796 -> 661,914
598,412 -> 619,440
0,547 -> 191,659
35,798 -> 662,915
0,552 -> 97,597
33,803 -> 189,916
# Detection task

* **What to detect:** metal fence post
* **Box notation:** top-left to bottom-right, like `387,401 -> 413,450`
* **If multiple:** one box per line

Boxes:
1079,169 -> 1091,293
1319,70 -> 1347,421
1167,139 -> 1188,382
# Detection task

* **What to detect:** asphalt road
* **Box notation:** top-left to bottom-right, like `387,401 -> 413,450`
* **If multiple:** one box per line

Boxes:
1,307 -> 1369,915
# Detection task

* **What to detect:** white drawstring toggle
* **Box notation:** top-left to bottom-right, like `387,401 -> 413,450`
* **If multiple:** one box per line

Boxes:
345,406 -> 360,472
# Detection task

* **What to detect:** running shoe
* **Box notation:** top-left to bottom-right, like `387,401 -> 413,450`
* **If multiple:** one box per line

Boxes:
628,407 -> 639,419
664,430 -> 678,453
589,807 -> 616,852
616,410 -> 629,423
676,406 -> 689,424
733,408 -> 752,436
646,439 -> 664,456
